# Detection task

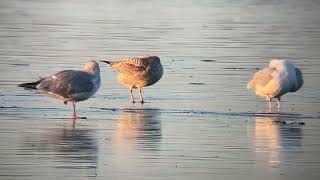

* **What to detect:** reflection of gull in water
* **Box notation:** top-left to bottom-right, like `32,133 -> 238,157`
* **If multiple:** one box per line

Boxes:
23,127 -> 98,171
254,116 -> 282,166
47,128 -> 98,166
254,115 -> 303,166
247,59 -> 303,111
113,108 -> 162,151
18,60 -> 101,119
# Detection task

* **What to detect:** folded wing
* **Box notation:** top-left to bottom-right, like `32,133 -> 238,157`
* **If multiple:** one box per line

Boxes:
109,58 -> 148,76
38,70 -> 94,98
247,67 -> 274,90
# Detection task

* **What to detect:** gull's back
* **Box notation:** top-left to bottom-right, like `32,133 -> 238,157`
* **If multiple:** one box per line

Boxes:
37,70 -> 97,102
38,60 -> 101,102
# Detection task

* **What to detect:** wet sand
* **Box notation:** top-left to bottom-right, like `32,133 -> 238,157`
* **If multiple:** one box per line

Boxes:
1,0 -> 320,179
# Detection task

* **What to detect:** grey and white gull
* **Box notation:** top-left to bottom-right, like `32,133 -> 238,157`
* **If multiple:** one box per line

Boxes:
18,60 -> 101,119
247,59 -> 303,111
101,55 -> 163,103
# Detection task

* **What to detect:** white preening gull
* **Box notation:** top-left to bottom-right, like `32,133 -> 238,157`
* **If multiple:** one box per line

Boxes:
18,60 -> 101,119
247,59 -> 303,111
101,55 -> 163,103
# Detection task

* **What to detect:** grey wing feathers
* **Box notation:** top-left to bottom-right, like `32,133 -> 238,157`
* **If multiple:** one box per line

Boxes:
290,67 -> 304,92
38,70 -> 94,98
247,67 -> 274,89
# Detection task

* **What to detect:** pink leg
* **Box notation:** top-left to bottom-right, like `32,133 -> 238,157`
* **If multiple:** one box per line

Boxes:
72,119 -> 76,129
276,98 -> 281,111
268,98 -> 272,112
129,87 -> 135,103
138,88 -> 144,104
72,101 -> 79,119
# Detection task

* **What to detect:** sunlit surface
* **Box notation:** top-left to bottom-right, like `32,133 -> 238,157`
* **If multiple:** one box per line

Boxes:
1,0 -> 320,179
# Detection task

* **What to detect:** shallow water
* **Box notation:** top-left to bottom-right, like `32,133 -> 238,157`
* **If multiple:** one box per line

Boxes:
1,0 -> 320,179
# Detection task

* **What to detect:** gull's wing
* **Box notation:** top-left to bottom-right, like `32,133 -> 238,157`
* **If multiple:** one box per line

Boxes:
247,67 -> 274,90
109,58 -> 148,76
37,70 -> 94,98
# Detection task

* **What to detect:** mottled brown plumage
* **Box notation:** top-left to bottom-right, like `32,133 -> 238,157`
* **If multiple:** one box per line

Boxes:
101,56 -> 163,103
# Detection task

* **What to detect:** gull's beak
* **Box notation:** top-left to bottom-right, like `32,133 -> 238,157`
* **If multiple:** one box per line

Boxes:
99,60 -> 111,64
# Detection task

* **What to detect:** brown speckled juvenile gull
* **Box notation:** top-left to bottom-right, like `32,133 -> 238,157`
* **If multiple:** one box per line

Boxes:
247,59 -> 303,111
18,60 -> 101,119
101,56 -> 163,103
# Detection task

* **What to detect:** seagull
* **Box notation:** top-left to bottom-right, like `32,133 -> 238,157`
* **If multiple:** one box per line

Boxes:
18,60 -> 101,119
247,59 -> 303,111
100,56 -> 163,103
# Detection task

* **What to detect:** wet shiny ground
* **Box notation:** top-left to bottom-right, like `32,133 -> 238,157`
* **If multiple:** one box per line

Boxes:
1,0 -> 320,179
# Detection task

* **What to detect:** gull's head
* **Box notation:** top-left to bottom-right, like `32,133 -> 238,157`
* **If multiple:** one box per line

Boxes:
83,60 -> 100,74
146,56 -> 162,68
151,56 -> 161,64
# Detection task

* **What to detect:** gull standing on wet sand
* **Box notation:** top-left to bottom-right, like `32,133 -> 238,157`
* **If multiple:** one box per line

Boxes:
101,56 -> 163,103
18,60 -> 101,119
247,59 -> 303,111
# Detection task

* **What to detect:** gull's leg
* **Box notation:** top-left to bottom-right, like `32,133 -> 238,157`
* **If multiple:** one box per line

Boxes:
72,119 -> 76,129
276,97 -> 281,112
72,101 -> 80,119
268,98 -> 272,112
138,88 -> 144,104
129,87 -> 135,103
70,101 -> 86,120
